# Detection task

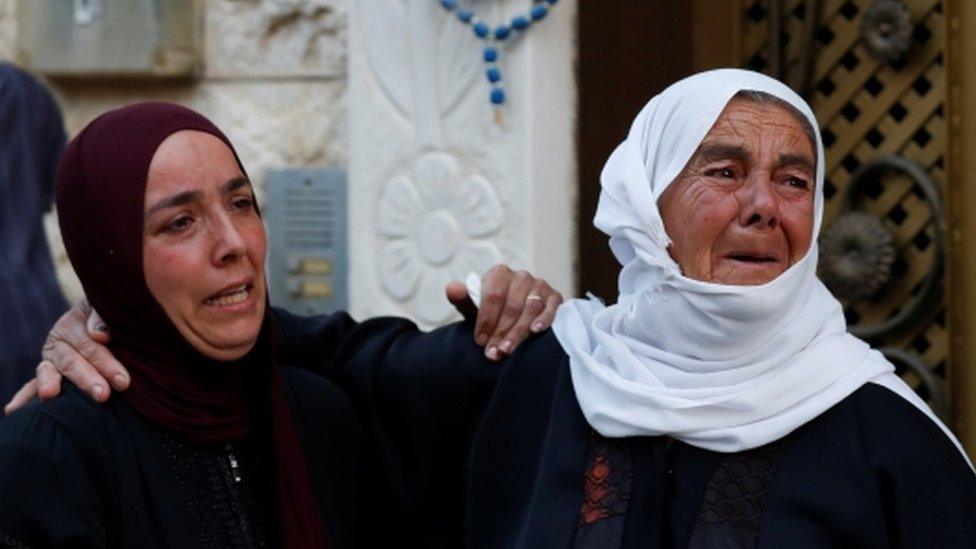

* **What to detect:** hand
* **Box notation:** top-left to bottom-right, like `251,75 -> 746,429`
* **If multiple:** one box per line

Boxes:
446,264 -> 562,361
3,300 -> 129,415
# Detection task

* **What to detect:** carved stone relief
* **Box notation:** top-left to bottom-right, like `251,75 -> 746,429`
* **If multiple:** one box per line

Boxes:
350,0 -> 577,325
206,0 -> 347,78
376,151 -> 503,323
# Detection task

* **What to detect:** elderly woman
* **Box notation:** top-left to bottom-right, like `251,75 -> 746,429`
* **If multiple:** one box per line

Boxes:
17,69 -> 976,547
454,69 -> 976,547
0,102 -> 558,548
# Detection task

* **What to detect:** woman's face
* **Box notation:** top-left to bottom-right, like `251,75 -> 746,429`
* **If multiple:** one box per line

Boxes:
657,97 -> 816,286
143,130 -> 267,361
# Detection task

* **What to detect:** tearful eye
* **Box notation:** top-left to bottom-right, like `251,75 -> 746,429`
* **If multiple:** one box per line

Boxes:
230,197 -> 255,212
164,215 -> 194,234
707,167 -> 736,179
787,176 -> 810,189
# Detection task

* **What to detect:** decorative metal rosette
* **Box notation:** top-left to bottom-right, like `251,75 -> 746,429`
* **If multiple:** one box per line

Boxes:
860,0 -> 913,63
819,211 -> 896,301
827,155 -> 945,341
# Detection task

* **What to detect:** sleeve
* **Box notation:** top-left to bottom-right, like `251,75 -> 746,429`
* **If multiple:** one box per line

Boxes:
271,306 -> 502,546
0,409 -> 106,548
859,388 -> 976,548
270,307 -> 359,376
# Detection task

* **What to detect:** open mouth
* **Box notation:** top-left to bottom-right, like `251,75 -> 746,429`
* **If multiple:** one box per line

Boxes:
727,253 -> 779,264
204,283 -> 252,307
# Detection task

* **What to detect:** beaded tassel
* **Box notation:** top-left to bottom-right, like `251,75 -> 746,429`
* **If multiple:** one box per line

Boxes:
438,0 -> 560,108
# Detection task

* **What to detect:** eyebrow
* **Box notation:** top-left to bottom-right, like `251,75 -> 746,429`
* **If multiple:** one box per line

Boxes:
146,176 -> 252,216
694,142 -> 751,165
775,153 -> 815,174
693,142 -> 815,174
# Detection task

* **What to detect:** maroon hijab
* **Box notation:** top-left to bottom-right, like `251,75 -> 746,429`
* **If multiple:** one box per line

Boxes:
56,102 -> 329,548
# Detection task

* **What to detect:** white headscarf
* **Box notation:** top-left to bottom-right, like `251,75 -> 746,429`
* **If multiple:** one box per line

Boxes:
552,68 -> 970,460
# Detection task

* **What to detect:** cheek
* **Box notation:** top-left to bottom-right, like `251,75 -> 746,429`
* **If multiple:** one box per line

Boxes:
143,242 -> 207,308
692,196 -> 740,250
243,222 -> 268,272
781,202 -> 815,256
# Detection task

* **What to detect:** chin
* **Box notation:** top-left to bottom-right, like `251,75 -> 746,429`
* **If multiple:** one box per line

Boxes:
183,319 -> 264,361
712,269 -> 786,286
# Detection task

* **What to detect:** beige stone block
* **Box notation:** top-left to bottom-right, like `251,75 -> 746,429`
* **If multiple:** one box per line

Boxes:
205,0 -> 347,78
0,0 -> 18,62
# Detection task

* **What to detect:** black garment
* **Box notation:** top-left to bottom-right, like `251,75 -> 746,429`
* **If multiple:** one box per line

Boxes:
0,366 -> 406,548
273,312 -> 976,548
466,332 -> 976,548
0,311 -> 497,548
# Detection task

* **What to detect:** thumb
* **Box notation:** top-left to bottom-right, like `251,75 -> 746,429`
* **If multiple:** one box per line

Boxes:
86,308 -> 112,344
446,281 -> 477,321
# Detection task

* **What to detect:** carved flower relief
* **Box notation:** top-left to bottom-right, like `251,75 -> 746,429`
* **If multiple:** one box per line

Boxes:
376,151 -> 504,324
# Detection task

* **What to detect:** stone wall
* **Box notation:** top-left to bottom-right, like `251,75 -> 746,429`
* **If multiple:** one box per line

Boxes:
2,0 -> 579,321
1,0 -> 349,303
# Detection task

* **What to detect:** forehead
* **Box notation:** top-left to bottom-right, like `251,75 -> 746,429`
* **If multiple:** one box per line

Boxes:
700,98 -> 815,158
145,130 -> 243,198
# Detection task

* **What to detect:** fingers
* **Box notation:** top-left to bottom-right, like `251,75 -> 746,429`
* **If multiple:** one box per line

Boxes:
533,292 -> 562,333
3,379 -> 39,416
35,360 -> 63,400
489,279 -> 564,359
475,264 -> 513,347
43,302 -> 129,403
445,280 -> 477,321
483,270 -> 534,360
86,306 -> 112,345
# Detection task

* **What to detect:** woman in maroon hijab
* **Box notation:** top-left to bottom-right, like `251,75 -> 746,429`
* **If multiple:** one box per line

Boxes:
0,103 -> 547,547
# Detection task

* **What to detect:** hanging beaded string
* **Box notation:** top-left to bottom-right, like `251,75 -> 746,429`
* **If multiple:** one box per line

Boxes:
437,0 -> 560,109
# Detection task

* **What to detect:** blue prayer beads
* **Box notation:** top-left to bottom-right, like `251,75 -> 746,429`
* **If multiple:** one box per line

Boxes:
491,88 -> 506,105
436,1 -> 560,109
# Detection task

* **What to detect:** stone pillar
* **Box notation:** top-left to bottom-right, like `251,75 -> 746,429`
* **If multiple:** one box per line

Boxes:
348,0 -> 577,325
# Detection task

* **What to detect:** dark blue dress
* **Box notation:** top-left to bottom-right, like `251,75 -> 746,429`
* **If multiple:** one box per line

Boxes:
0,312 -> 496,548
3,310 -> 974,547
271,310 -> 976,548
0,64 -> 69,404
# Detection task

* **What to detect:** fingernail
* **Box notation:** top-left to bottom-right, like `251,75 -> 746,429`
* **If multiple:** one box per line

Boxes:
476,333 -> 489,346
485,346 -> 499,361
531,322 -> 544,333
500,340 -> 513,354
92,384 -> 106,399
95,323 -> 108,333
113,374 -> 128,389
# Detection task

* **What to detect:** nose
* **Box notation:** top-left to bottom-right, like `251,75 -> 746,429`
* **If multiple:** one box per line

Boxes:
737,172 -> 779,230
208,212 -> 246,265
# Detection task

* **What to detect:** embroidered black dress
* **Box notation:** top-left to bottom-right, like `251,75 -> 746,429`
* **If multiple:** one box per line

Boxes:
3,310 -> 974,548
0,364 -> 414,548
271,310 -> 976,549
0,312 -> 497,548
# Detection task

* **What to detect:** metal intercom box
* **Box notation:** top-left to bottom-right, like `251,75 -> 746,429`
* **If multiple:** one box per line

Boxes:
18,0 -> 200,77
264,168 -> 348,316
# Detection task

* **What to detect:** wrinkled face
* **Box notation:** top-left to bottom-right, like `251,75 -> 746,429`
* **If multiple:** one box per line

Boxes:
657,98 -> 816,285
143,130 -> 267,361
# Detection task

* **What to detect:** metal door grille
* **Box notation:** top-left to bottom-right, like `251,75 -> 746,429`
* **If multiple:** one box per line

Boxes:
739,0 -> 948,410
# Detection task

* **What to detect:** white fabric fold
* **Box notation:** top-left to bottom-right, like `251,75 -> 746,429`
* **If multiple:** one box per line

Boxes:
552,68 -> 969,461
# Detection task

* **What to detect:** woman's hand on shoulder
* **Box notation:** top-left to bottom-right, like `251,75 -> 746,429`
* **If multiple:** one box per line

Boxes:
446,264 -> 562,361
4,300 -> 129,415
4,266 -> 564,414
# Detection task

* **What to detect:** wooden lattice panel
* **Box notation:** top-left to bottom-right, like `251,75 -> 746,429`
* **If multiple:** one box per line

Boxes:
740,0 -> 948,397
